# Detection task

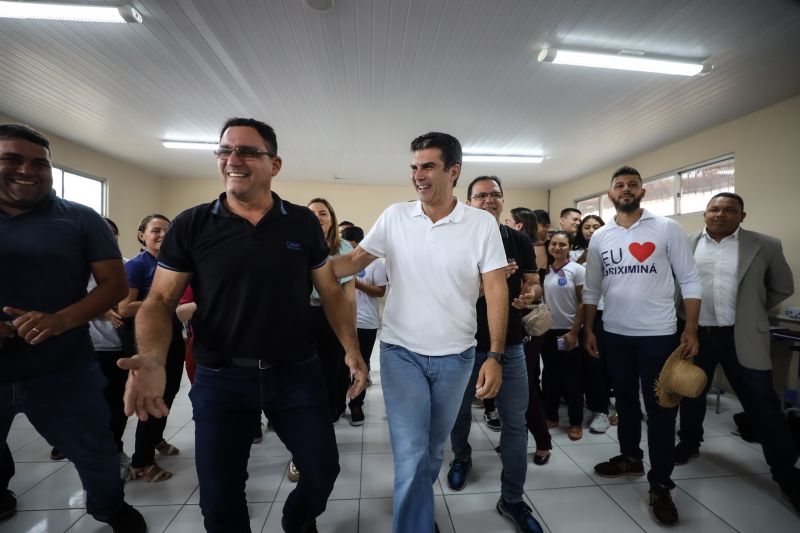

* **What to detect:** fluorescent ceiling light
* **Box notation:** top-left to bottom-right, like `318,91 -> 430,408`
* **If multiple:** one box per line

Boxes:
463,154 -> 543,164
0,2 -> 142,23
538,48 -> 710,76
162,141 -> 217,150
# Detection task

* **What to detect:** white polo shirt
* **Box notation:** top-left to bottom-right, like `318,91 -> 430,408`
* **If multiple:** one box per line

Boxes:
360,200 -> 507,356
583,209 -> 702,336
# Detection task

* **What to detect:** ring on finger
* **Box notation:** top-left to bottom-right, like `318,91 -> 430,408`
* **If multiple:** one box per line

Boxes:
31,327 -> 41,334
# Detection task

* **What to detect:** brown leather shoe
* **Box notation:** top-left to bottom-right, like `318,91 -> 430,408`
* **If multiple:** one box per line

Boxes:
594,454 -> 644,477
649,486 -> 678,525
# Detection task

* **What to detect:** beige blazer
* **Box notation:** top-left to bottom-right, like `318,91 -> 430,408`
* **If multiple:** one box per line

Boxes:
680,228 -> 794,370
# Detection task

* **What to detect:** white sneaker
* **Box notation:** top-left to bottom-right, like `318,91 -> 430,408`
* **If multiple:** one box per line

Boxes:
588,412 -> 610,434
119,452 -> 132,481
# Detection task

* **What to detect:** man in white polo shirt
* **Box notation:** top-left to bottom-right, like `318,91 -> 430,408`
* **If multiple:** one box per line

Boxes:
332,132 -> 508,533
583,166 -> 702,526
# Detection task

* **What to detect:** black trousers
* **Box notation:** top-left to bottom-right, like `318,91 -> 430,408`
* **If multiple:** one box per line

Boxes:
313,307 -> 349,419
95,350 -> 128,452
541,329 -> 583,426
349,328 -> 377,409
131,327 -> 185,468
524,335 -> 552,450
0,441 -> 12,489
583,312 -> 612,414
679,326 -> 800,487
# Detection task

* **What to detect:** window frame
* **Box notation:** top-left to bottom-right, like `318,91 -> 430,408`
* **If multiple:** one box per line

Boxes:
50,164 -> 108,215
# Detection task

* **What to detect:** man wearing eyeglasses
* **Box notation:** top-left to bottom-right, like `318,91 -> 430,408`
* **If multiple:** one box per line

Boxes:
331,133 -> 509,533
446,175 -> 544,533
119,117 -> 368,533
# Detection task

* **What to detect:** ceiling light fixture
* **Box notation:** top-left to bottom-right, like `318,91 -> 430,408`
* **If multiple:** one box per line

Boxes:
463,154 -> 544,164
162,141 -> 218,150
538,48 -> 711,76
0,2 -> 142,23
302,0 -> 335,14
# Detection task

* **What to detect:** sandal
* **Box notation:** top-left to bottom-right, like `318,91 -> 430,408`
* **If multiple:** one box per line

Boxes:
567,426 -> 583,441
609,413 -> 619,426
155,440 -> 180,456
129,463 -> 172,483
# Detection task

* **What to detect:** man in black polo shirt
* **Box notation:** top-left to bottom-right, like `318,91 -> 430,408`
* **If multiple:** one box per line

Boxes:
119,118 -> 368,533
446,176 -> 544,533
0,123 -> 145,532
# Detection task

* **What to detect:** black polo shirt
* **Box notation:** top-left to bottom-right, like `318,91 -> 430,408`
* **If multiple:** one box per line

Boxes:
475,224 -> 536,351
157,192 -> 329,366
0,190 -> 122,380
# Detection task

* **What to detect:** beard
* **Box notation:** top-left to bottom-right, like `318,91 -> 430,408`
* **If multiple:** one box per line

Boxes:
612,195 -> 642,214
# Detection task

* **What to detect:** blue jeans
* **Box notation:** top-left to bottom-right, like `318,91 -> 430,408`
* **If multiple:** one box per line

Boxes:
450,344 -> 529,503
679,327 -> 800,487
0,360 -> 124,521
190,356 -> 339,533
603,331 -> 679,488
380,342 -> 475,533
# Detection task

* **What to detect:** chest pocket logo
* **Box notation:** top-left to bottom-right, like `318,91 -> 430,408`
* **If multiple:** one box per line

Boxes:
286,241 -> 302,251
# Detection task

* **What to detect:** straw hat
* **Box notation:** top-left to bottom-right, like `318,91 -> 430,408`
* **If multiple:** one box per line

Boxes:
654,344 -> 708,408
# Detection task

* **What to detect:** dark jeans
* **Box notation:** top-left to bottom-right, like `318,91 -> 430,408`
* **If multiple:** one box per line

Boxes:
604,331 -> 679,488
349,328 -> 377,409
541,329 -> 583,426
190,357 -> 338,533
583,312 -> 611,414
0,441 -> 13,489
96,350 -> 128,452
679,327 -> 800,487
313,307 -> 349,419
523,336 -> 552,450
131,331 -> 185,468
0,360 -> 124,521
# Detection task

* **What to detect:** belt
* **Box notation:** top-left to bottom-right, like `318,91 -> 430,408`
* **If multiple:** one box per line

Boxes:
229,358 -> 277,369
699,325 -> 734,333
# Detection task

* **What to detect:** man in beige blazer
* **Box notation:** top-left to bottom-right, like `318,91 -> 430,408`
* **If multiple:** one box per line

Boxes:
676,192 -> 798,513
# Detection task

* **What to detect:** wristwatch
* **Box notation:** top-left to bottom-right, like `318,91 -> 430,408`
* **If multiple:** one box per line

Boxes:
487,351 -> 506,366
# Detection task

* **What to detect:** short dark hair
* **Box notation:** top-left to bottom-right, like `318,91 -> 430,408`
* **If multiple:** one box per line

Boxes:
103,217 -> 119,236
708,192 -> 744,211
137,214 -> 171,246
219,118 -> 278,154
341,226 -> 364,243
509,207 -> 538,241
560,207 -> 581,219
611,165 -> 642,181
410,132 -> 462,170
466,175 -> 503,201
339,220 -> 354,228
0,123 -> 50,152
532,209 -> 551,226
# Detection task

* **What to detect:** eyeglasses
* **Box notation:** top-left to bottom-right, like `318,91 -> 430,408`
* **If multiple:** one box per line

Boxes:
471,192 -> 503,201
213,146 -> 275,160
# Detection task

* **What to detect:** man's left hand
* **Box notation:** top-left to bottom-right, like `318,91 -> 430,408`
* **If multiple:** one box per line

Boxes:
511,291 -> 535,310
680,329 -> 700,358
475,358 -> 502,399
344,349 -> 369,399
3,306 -> 70,345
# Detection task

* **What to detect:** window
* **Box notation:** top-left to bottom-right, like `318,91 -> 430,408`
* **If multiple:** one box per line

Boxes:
51,166 -> 106,215
574,156 -> 734,219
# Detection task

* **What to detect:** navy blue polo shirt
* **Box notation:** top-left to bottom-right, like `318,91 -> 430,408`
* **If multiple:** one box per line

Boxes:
0,190 -> 122,380
475,224 -> 537,351
157,192 -> 329,366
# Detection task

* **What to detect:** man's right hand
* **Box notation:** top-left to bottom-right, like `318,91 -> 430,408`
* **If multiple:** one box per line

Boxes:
117,355 -> 169,421
584,330 -> 600,358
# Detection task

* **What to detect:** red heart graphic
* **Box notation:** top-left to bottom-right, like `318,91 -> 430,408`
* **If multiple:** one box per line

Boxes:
629,242 -> 656,263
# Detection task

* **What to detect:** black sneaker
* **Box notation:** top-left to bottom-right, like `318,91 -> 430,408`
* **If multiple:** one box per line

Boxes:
496,497 -> 544,533
350,405 -> 365,426
649,485 -> 678,525
484,409 -> 502,432
281,513 -> 318,532
446,457 -> 472,491
105,503 -> 147,533
674,441 -> 699,465
594,454 -> 644,477
50,447 -> 66,460
0,489 -> 17,521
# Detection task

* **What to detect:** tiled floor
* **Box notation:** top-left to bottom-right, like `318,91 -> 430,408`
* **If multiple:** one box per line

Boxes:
3,351 -> 800,533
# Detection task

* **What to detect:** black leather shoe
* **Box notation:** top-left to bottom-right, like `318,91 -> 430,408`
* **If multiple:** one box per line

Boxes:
446,457 -> 471,491
0,489 -> 16,521
533,451 -> 551,466
674,441 -> 699,465
106,503 -> 147,533
649,485 -> 678,525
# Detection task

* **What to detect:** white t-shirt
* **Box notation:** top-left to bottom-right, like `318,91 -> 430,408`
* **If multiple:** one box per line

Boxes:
356,258 -> 388,330
311,240 -> 354,303
583,209 -> 702,336
360,200 -> 507,356
543,261 -> 585,330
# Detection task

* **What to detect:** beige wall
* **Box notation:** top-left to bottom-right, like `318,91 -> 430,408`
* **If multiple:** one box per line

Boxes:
160,177 -> 548,233
550,94 -> 800,310
1,113 -> 163,259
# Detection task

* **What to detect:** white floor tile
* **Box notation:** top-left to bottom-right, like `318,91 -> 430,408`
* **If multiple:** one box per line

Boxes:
8,460 -> 69,497
527,486 -> 641,533
523,447 -> 596,490
0,508 -> 85,532
446,492 -> 549,533
163,502 -> 271,532
264,498 -> 358,532
358,496 -> 455,533
68,504 -> 182,532
363,422 -> 392,454
559,442 -> 649,486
